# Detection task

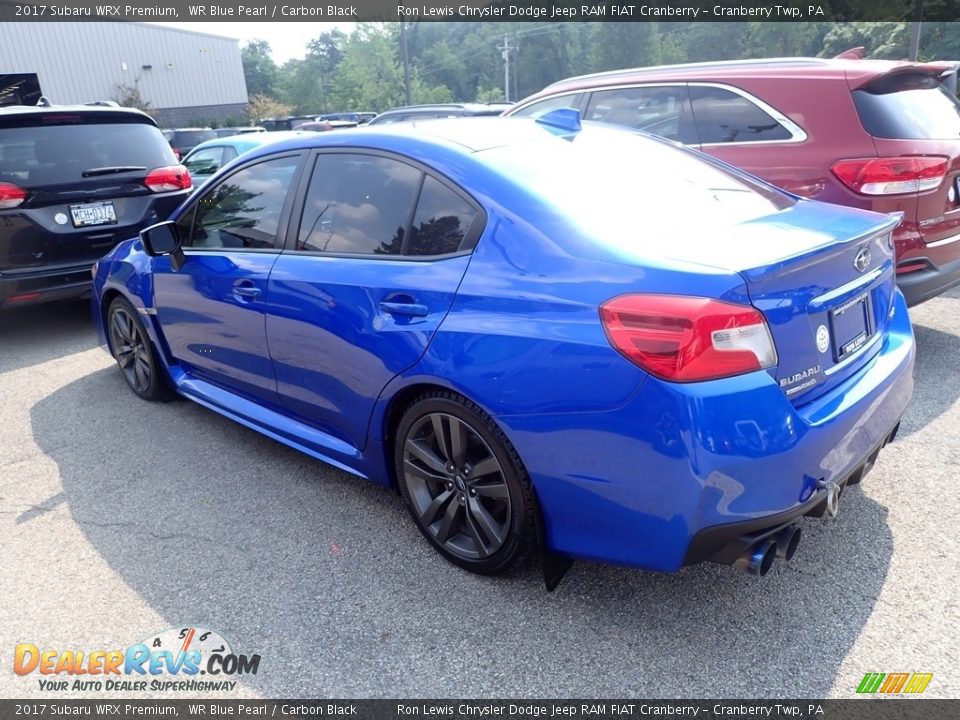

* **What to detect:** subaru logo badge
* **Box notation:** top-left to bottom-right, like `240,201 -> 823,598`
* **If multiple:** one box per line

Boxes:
854,247 -> 871,273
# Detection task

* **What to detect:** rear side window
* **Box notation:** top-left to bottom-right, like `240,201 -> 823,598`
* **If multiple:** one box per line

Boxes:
297,154 -> 421,254
408,176 -> 477,256
689,86 -> 792,144
853,83 -> 960,140
0,121 -> 176,187
584,85 -> 694,143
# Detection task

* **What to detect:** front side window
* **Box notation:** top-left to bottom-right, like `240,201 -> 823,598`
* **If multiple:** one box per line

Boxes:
689,86 -> 792,144
183,147 -> 224,176
184,155 -> 299,250
297,154 -> 421,255
512,93 -> 583,118
585,85 -> 692,143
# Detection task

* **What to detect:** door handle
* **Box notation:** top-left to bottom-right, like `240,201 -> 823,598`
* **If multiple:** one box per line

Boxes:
232,281 -> 262,300
378,301 -> 428,317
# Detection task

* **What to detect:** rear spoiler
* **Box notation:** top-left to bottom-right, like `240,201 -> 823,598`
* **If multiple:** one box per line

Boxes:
846,61 -> 959,92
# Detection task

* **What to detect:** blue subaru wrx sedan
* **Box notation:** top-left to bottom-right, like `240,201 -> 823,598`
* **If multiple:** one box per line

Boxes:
92,113 -> 914,584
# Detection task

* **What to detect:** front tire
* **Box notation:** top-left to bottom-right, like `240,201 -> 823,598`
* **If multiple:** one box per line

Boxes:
107,297 -> 170,402
395,391 -> 535,575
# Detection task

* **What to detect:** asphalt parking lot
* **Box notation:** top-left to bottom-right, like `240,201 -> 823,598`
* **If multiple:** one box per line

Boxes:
1,288 -> 959,699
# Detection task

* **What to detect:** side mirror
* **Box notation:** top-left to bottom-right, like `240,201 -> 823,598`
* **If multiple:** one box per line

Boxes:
140,221 -> 186,271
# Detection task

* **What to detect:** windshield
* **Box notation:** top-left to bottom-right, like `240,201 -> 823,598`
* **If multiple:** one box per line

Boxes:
173,130 -> 216,147
854,84 -> 960,140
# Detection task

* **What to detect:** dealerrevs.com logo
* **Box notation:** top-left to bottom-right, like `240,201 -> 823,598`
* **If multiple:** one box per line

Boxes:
14,626 -> 261,693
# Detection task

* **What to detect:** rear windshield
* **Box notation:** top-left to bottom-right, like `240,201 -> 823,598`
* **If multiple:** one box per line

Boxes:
479,127 -> 794,260
0,121 -> 175,187
173,129 -> 216,147
853,84 -> 960,140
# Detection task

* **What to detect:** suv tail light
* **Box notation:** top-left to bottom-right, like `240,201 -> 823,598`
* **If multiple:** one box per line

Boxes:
600,294 -> 777,382
145,165 -> 192,193
0,182 -> 27,209
831,156 -> 948,195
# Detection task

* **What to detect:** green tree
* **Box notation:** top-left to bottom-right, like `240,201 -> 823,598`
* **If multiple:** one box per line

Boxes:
820,22 -> 910,58
330,24 -> 410,111
590,23 -> 662,73
241,40 -> 279,98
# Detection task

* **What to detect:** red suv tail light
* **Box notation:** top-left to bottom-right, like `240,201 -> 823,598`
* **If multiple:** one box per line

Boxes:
600,294 -> 777,382
0,182 -> 27,209
831,156 -> 948,195
145,165 -> 192,193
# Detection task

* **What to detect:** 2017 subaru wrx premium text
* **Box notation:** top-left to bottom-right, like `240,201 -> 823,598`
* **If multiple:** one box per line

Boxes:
91,115 -> 914,583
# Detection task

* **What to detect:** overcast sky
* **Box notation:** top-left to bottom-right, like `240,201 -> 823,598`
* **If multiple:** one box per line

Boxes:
151,22 -> 356,64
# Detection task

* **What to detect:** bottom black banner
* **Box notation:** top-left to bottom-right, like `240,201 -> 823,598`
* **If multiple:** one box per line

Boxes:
1,700 -> 958,720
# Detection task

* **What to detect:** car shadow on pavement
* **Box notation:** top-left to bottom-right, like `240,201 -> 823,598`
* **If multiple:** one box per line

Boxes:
31,365 -> 894,698
0,300 -> 98,374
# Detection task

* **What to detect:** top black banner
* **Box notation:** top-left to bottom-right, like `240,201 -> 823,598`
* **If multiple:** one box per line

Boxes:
0,0 -> 957,22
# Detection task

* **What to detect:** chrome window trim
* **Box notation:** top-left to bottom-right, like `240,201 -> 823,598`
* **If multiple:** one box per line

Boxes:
689,82 -> 808,146
510,81 -> 808,147
507,89 -> 587,117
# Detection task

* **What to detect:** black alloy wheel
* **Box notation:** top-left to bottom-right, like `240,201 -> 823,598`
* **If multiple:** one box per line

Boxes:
396,392 -> 535,574
107,297 -> 169,401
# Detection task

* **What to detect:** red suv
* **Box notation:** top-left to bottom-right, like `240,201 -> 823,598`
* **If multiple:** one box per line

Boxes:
507,56 -> 960,306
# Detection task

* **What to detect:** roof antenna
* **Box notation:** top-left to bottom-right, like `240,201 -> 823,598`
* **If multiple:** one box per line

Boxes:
36,96 -> 52,107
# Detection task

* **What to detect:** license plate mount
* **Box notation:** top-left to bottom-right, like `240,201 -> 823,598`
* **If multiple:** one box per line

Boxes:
69,201 -> 117,228
829,293 -> 872,361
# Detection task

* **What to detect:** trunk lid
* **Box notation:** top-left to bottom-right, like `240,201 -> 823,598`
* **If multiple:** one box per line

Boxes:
657,200 -> 900,405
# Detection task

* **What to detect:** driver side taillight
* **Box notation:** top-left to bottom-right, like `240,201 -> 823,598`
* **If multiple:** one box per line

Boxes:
0,182 -> 27,209
600,294 -> 777,382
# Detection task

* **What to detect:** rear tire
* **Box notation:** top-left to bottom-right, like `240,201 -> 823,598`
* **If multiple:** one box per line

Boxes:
395,391 -> 535,575
107,296 -> 171,402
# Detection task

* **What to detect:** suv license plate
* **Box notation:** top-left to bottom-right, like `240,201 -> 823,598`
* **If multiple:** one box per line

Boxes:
70,202 -> 117,228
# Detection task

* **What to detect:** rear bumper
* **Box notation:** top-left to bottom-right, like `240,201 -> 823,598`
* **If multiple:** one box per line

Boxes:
896,250 -> 960,306
682,420 -> 899,566
0,263 -> 93,308
498,288 -> 915,572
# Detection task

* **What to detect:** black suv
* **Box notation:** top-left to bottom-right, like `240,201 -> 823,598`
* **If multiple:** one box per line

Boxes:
164,127 -> 217,160
0,105 -> 191,309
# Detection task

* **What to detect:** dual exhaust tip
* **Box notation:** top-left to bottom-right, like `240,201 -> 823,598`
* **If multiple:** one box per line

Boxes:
733,525 -> 802,577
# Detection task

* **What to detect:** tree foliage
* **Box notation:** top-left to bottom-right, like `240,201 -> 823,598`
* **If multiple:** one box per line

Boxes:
113,77 -> 150,111
241,39 -> 279,98
239,21 -> 960,117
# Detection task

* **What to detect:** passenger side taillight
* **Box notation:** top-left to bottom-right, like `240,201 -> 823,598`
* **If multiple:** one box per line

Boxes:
600,294 -> 777,382
145,165 -> 192,193
831,156 -> 947,195
0,182 -> 27,209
